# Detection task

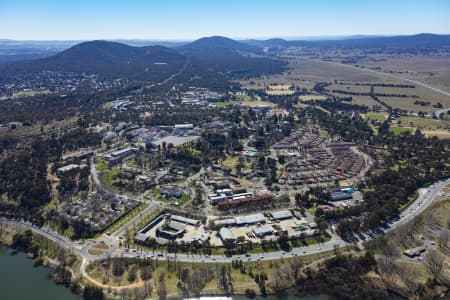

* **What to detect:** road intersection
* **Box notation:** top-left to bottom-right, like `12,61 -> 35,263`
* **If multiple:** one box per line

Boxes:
2,178 -> 448,265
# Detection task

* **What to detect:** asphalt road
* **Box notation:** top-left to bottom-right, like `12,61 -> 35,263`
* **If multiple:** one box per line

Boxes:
2,178 -> 449,265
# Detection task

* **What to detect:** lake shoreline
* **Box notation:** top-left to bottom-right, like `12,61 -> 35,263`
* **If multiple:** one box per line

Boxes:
0,243 -> 82,300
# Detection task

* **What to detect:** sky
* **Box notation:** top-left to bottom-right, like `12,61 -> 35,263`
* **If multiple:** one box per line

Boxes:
1,0 -> 449,40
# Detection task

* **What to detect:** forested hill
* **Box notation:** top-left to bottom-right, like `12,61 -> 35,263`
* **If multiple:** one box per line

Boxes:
0,37 -> 287,86
175,36 -> 287,88
0,40 -> 186,81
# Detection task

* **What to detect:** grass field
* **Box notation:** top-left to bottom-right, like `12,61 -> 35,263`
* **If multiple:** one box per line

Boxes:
298,94 -> 328,101
242,99 -> 276,107
100,168 -> 122,186
221,155 -> 239,169
211,101 -> 239,107
389,126 -> 414,135
363,112 -> 388,122
87,244 -> 109,255
95,158 -> 110,171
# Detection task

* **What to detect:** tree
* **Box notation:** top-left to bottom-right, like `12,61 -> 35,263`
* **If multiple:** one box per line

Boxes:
157,272 -> 167,300
425,250 -> 445,279
83,285 -> 104,300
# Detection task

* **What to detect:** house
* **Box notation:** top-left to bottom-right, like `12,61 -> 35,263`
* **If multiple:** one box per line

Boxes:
404,246 -> 426,258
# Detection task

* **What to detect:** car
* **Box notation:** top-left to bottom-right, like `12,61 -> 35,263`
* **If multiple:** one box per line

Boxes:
260,255 -> 264,259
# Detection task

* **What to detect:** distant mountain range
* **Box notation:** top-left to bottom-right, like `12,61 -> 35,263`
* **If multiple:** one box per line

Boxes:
0,34 -> 449,85
244,33 -> 450,49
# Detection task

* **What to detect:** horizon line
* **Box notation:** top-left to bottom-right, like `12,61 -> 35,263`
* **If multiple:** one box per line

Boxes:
1,32 -> 449,43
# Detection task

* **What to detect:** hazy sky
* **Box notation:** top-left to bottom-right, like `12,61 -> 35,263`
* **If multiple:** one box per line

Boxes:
1,0 -> 449,40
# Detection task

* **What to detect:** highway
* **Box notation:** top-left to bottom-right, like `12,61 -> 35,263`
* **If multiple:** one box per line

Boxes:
2,178 -> 449,266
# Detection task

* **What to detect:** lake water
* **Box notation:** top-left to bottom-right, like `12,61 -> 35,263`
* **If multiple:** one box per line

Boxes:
0,244 -> 81,300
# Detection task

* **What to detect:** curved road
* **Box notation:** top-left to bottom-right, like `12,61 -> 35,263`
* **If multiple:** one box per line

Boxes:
2,178 -> 449,265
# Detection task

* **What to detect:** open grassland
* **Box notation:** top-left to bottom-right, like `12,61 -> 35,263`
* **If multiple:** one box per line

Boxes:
379,96 -> 438,113
397,116 -> 450,130
356,55 -> 450,94
328,83 -> 372,93
344,96 -> 381,108
422,129 -> 450,139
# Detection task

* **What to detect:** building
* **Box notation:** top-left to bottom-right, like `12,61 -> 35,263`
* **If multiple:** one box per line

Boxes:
404,246 -> 426,258
217,193 -> 273,210
191,232 -> 210,243
253,225 -> 275,237
104,147 -> 137,162
57,164 -> 87,175
157,220 -> 186,240
235,213 -> 266,225
330,191 -> 353,201
174,124 -> 194,130
271,210 -> 293,220
219,228 -> 235,243
62,150 -> 94,162
171,215 -> 201,226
